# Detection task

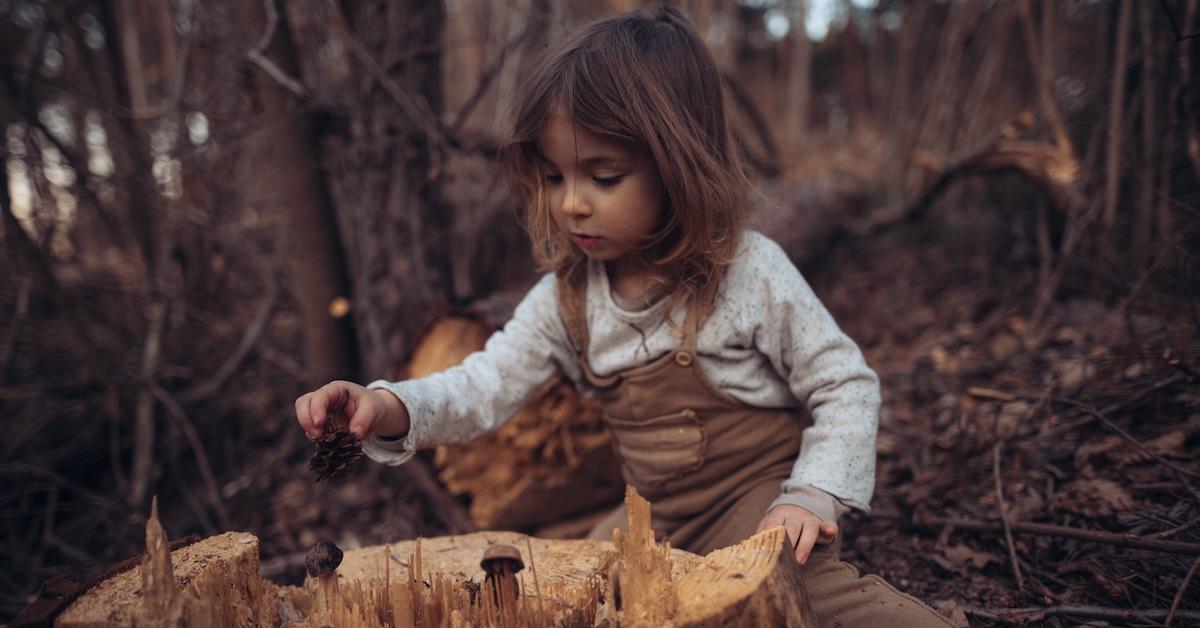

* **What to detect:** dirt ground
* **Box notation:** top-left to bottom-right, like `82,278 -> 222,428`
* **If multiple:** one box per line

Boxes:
809,193 -> 1199,626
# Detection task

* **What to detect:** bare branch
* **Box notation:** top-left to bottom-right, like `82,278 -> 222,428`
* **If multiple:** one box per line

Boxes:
130,300 -> 166,507
450,29 -> 532,134
324,0 -> 446,151
151,383 -> 232,530
179,279 -> 280,402
247,0 -> 307,97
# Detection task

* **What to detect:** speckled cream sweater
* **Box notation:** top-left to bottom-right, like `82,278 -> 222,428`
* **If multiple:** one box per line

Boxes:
364,231 -> 880,522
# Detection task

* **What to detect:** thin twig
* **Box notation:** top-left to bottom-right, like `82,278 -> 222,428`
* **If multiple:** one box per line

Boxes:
1148,514 -> 1200,539
246,0 -> 306,97
1015,0 -> 1075,161
325,0 -> 445,150
1035,372 -> 1186,439
960,603 -> 1200,623
179,280 -> 279,402
450,28 -> 531,133
151,383 -> 231,530
0,276 -> 32,387
719,71 -> 781,177
130,300 -> 167,507
992,442 -> 1024,591
1057,398 -> 1200,481
525,537 -> 546,625
916,514 -> 1200,555
1166,555 -> 1200,627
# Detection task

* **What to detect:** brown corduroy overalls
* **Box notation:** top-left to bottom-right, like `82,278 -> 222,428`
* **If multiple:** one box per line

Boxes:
569,290 -> 957,627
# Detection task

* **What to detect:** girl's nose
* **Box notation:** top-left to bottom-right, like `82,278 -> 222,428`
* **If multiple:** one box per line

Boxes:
558,181 -> 592,217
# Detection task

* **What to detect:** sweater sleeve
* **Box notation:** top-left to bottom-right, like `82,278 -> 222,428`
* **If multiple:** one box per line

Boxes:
747,237 -> 880,512
361,273 -> 575,466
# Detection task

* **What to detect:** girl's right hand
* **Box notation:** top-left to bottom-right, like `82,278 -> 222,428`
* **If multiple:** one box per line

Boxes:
294,380 -> 409,441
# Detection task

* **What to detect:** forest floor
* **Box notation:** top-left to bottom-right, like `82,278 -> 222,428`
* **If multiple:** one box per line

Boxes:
808,190 -> 1199,626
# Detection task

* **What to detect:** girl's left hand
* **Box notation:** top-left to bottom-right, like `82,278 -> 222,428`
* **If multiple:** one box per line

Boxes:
755,504 -> 838,565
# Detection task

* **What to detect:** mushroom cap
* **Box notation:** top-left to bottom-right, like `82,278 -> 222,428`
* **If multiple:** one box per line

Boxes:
480,544 -> 524,571
305,540 -> 344,578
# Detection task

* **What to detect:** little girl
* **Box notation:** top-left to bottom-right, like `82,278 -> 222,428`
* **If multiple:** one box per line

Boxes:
296,7 -> 952,626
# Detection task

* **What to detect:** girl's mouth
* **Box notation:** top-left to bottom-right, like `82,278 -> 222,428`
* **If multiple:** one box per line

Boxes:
573,234 -> 602,249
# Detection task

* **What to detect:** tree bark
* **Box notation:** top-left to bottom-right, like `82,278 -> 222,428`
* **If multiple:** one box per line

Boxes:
237,0 -> 357,385
1103,0 -> 1132,234
782,0 -> 811,149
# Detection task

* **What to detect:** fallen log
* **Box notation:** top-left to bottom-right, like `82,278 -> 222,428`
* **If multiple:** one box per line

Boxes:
405,314 -> 623,530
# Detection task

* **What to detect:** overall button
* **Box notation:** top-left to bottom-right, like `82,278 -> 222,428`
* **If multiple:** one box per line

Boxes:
674,351 -> 694,367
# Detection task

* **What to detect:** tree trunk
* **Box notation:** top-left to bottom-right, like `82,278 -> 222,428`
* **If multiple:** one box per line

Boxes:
782,0 -> 811,150
237,0 -> 357,385
1103,0 -> 1132,234
283,0 -> 452,379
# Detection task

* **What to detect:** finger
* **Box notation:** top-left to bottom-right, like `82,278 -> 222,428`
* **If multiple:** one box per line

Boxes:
347,392 -> 374,440
755,511 -> 785,534
785,519 -> 804,554
310,381 -> 348,430
793,521 -> 820,565
295,394 -> 319,439
817,521 -> 839,544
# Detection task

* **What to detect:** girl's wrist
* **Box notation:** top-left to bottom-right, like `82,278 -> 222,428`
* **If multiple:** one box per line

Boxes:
372,388 -> 410,439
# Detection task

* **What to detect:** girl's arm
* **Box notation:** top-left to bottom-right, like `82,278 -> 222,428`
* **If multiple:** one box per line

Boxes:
747,236 -> 880,514
362,273 -> 576,465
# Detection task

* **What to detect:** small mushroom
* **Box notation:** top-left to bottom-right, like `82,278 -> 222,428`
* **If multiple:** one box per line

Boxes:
480,544 -> 523,606
306,540 -> 344,578
306,541 -> 343,617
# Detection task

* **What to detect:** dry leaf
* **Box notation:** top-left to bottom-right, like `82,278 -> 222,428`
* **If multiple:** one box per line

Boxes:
1054,479 -> 1133,517
931,543 -> 1002,575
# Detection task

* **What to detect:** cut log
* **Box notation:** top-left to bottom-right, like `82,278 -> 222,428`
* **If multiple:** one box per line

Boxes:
55,488 -> 814,626
406,314 -> 623,530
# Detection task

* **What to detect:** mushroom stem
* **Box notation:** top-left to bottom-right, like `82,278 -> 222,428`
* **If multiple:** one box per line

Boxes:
317,573 -> 338,617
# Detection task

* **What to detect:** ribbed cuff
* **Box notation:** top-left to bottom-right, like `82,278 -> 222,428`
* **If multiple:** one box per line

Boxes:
361,381 -> 419,466
766,484 -> 852,523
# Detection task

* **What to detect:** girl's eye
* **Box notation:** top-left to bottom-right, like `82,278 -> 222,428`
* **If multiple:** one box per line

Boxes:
593,175 -> 624,187
545,173 -> 563,184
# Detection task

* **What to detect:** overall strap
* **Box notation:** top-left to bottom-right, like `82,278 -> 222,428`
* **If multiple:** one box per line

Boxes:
680,295 -> 702,351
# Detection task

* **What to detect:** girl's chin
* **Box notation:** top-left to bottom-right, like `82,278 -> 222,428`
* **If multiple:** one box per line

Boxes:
577,244 -> 619,260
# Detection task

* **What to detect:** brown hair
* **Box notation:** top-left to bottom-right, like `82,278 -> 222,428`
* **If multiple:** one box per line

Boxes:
502,6 -> 750,348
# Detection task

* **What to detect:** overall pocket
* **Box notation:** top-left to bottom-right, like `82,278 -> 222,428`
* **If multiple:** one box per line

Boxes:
605,409 -> 707,487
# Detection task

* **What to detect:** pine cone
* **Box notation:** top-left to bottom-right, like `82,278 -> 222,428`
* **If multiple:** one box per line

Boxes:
308,417 -> 364,482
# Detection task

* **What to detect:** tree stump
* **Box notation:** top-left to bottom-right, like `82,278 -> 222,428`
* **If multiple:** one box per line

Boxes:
53,488 -> 815,626
55,498 -> 285,627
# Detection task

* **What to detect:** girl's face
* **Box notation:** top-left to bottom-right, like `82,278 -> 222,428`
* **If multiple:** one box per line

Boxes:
536,113 -> 667,272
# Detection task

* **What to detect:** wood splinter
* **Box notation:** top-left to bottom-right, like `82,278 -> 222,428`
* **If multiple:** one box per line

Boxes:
141,495 -> 184,624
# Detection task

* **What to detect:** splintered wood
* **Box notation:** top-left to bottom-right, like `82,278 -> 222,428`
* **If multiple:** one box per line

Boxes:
56,497 -> 280,627
57,487 -> 813,627
608,486 -> 677,624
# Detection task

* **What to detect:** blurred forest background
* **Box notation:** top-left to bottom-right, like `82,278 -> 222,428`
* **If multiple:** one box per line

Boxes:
2,0 -> 1199,624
